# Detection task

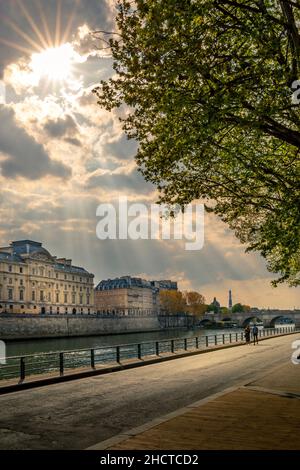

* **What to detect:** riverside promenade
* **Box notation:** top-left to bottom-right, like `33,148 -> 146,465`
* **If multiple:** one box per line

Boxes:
0,333 -> 299,450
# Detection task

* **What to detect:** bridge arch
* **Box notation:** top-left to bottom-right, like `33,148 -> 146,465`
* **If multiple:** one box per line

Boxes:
242,316 -> 263,328
199,318 -> 215,327
270,316 -> 295,327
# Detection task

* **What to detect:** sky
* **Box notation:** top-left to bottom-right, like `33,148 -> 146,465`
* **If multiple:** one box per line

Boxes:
0,0 -> 299,309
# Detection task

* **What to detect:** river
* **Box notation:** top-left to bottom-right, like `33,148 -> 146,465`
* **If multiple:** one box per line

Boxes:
5,327 -> 243,357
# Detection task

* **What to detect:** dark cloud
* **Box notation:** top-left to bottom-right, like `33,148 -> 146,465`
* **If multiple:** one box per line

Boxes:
86,168 -> 155,194
44,114 -> 77,138
103,134 -> 138,160
64,137 -> 82,147
0,106 -> 71,179
0,0 -> 114,76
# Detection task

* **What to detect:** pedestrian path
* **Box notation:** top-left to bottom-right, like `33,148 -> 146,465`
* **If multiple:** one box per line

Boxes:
89,363 -> 300,450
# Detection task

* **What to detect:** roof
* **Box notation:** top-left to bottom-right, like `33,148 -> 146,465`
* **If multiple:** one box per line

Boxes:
96,276 -> 154,291
55,263 -> 92,276
0,252 -> 24,263
11,240 -> 53,259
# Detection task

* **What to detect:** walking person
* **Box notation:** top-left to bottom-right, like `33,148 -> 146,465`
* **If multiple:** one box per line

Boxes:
244,325 -> 251,345
252,324 -> 259,345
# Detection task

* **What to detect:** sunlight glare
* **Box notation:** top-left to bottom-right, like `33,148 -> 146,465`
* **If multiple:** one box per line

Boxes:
30,44 -> 78,81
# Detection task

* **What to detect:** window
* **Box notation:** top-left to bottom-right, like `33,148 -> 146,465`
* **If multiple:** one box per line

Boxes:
40,267 -> 44,276
64,274 -> 67,280
80,294 -> 83,304
20,279 -> 23,286
87,295 -> 90,305
72,293 -> 76,304
40,291 -> 44,302
64,293 -> 68,303
56,273 -> 58,279
32,291 -> 35,301
20,267 -> 23,273
20,290 -> 24,301
9,278 -> 12,284
8,265 -> 12,272
80,277 -> 82,282
8,289 -> 13,300
56,293 -> 59,303
56,284 -> 59,289
72,276 -> 74,281
48,292 -> 51,302
32,268 -> 35,275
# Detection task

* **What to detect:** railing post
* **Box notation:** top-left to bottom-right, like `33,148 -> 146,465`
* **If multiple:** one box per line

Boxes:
155,341 -> 159,356
116,346 -> 121,364
59,352 -> 64,376
171,339 -> 175,353
222,334 -> 225,344
236,333 -> 238,342
229,333 -> 232,343
184,338 -> 188,351
241,332 -> 243,341
215,335 -> 217,346
195,337 -> 199,349
20,357 -> 25,382
138,343 -> 142,360
206,336 -> 208,347
91,349 -> 95,369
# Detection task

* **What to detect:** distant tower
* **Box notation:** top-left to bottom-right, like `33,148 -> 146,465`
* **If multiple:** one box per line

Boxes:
228,290 -> 232,309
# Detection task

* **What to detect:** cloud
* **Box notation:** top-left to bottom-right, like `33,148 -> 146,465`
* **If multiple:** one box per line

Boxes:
44,114 -> 77,138
0,0 -> 115,77
0,106 -> 71,179
86,167 -> 155,194
103,134 -> 138,160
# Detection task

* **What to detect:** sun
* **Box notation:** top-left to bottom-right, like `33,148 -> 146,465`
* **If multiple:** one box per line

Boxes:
30,44 -> 75,82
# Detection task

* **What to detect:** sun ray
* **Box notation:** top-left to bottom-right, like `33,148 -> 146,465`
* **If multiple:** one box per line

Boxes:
61,0 -> 80,45
35,0 -> 53,48
0,37 -> 34,56
3,15 -> 44,52
55,0 -> 62,47
16,0 -> 49,50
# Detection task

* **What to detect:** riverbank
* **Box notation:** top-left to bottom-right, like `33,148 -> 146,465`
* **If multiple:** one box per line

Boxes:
0,314 -> 161,340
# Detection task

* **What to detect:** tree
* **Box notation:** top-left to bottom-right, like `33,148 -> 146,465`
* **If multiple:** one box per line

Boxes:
184,291 -> 207,316
94,0 -> 300,286
220,307 -> 230,316
159,290 -> 186,314
232,303 -> 244,313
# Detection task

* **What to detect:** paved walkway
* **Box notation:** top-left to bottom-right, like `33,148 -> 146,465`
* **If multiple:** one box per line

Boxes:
96,368 -> 300,450
0,333 -> 299,449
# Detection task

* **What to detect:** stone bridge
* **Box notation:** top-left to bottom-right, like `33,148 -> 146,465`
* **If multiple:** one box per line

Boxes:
200,309 -> 300,328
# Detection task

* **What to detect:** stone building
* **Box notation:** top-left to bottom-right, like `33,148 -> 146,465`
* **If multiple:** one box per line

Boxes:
95,276 -> 178,316
0,240 -> 94,315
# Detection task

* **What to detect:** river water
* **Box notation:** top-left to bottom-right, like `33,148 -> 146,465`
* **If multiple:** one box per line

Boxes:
5,327 -> 243,357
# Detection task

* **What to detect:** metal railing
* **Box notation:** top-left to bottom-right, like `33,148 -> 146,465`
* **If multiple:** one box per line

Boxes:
0,326 -> 297,384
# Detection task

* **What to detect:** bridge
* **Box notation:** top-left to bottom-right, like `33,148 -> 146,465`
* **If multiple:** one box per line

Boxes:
200,309 -> 300,328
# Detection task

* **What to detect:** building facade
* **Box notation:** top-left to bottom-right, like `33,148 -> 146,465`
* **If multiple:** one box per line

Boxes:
0,240 -> 94,315
95,276 -> 178,316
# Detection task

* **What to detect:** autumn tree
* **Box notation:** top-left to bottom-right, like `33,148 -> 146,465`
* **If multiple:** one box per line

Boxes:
159,290 -> 186,314
184,291 -> 207,317
94,0 -> 300,286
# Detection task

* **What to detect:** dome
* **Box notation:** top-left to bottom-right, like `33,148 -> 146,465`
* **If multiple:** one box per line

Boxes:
11,240 -> 53,260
